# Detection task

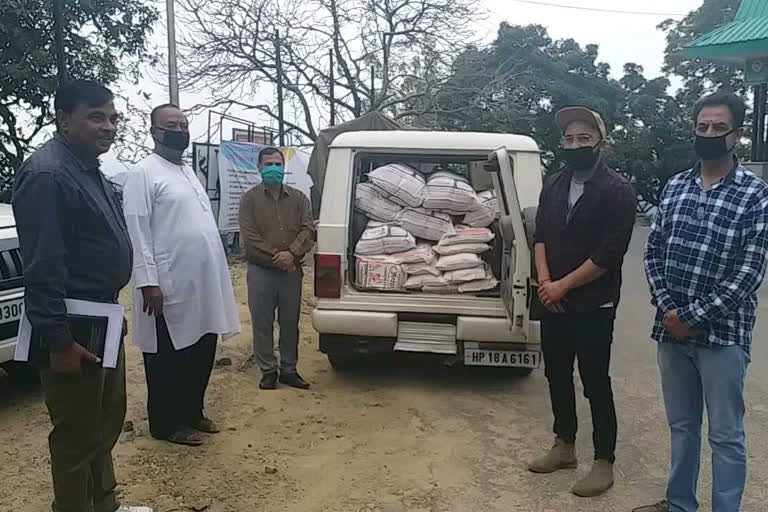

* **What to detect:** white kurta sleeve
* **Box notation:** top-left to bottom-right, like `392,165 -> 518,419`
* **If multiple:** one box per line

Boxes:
122,168 -> 159,288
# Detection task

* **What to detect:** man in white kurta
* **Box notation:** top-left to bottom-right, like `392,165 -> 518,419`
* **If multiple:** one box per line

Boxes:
122,104 -> 240,446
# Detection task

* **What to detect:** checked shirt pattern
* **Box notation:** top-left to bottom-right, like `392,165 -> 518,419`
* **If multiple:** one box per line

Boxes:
644,162 -> 768,353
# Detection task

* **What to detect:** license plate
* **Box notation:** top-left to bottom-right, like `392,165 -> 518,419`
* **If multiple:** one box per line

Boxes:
0,298 -> 23,324
464,348 -> 541,368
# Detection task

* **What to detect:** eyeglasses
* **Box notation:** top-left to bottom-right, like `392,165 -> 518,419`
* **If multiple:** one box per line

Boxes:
562,134 -> 595,145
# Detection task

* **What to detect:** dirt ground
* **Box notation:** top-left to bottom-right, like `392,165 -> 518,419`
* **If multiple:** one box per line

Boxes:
3,263 -> 509,512
4,232 -> 768,511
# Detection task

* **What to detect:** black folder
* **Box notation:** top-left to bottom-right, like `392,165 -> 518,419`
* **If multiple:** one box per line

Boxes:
30,314 -> 109,364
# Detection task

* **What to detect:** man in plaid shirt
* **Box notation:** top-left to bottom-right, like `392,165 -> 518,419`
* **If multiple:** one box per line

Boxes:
637,93 -> 768,512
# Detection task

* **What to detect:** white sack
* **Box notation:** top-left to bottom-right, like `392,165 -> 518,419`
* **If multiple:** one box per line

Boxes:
459,277 -> 499,293
359,243 -> 436,265
404,273 -> 448,290
368,163 -> 425,208
355,258 -> 407,290
434,242 -> 490,256
438,225 -> 494,246
463,189 -> 500,228
443,265 -> 489,283
395,208 -> 455,241
401,262 -> 441,276
354,222 -> 416,255
355,182 -> 402,222
422,171 -> 478,215
435,253 -> 483,272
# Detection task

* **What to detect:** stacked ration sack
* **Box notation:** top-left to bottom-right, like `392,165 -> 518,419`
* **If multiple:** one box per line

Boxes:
354,163 -> 500,293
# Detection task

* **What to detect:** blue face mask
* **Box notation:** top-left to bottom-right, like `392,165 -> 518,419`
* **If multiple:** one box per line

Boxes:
261,163 -> 284,185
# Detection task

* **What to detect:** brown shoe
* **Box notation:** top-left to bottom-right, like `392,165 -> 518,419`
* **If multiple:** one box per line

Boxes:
571,459 -> 614,497
632,500 -> 668,512
528,438 -> 577,473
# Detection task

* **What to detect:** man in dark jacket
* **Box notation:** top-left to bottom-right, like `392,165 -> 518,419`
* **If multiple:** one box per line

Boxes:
527,106 -> 637,497
13,80 -> 151,512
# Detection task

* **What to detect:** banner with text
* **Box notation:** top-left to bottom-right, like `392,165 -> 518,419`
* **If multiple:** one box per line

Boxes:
217,141 -> 312,233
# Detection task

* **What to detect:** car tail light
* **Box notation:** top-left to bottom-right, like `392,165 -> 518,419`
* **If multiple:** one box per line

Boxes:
315,253 -> 341,298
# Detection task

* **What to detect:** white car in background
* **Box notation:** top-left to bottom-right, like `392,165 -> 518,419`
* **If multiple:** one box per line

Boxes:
0,204 -> 32,384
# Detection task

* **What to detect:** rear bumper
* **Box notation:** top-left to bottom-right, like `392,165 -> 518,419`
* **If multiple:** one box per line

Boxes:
312,309 -> 540,347
0,290 -> 26,364
312,310 -> 398,338
319,334 -> 396,355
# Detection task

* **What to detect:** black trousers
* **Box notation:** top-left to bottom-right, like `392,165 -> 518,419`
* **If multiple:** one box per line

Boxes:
541,308 -> 617,462
143,316 -> 218,439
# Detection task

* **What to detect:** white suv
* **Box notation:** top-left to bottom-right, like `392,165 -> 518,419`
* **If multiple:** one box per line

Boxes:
0,204 -> 30,382
312,132 -> 543,372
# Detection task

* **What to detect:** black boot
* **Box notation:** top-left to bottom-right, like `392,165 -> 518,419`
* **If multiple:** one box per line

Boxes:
260,371 -> 278,390
279,372 -> 310,389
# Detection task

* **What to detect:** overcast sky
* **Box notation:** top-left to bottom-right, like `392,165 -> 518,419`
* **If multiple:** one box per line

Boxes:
483,0 -> 704,76
102,0 -> 707,173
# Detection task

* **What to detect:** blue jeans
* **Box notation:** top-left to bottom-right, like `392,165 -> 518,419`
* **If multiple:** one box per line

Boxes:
658,342 -> 750,512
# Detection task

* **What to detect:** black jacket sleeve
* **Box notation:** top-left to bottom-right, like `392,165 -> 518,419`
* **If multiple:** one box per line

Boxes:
590,181 -> 637,271
12,170 -> 76,352
534,174 -> 556,245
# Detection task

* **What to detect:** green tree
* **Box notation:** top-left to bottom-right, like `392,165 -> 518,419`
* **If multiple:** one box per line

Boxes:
659,0 -> 744,105
612,0 -> 749,207
0,0 -> 158,192
609,0 -> 749,208
433,23 -> 624,171
432,0 -> 749,208
657,0 -> 751,163
611,64 -> 693,209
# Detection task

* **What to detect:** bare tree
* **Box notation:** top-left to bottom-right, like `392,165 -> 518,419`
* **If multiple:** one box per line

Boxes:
177,0 -> 482,141
112,92 -> 155,165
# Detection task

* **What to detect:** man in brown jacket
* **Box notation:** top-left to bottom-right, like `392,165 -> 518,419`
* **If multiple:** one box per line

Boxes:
238,147 -> 316,390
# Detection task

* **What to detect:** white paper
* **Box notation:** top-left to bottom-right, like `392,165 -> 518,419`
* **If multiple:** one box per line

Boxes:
14,299 -> 125,368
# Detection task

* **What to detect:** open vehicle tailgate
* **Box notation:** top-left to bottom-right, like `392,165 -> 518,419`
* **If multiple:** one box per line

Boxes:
485,148 -> 532,341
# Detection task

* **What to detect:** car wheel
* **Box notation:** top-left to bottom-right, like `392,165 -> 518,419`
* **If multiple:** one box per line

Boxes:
326,352 -> 358,371
1,361 -> 40,389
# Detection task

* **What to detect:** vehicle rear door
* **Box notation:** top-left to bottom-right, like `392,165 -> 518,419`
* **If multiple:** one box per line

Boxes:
485,148 -> 532,340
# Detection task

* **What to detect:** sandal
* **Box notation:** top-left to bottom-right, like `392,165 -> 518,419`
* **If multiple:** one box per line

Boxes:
165,427 -> 204,446
191,417 -> 220,434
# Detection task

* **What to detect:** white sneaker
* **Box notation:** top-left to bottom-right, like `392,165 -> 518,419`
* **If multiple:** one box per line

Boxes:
117,506 -> 153,512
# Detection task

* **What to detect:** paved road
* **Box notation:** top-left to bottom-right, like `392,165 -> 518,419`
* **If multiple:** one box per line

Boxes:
2,227 -> 768,511
329,226 -> 768,512
495,226 -> 768,512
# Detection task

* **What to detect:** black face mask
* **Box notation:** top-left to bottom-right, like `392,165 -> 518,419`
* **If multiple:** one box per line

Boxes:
153,127 -> 190,151
694,129 -> 737,161
563,145 -> 600,170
